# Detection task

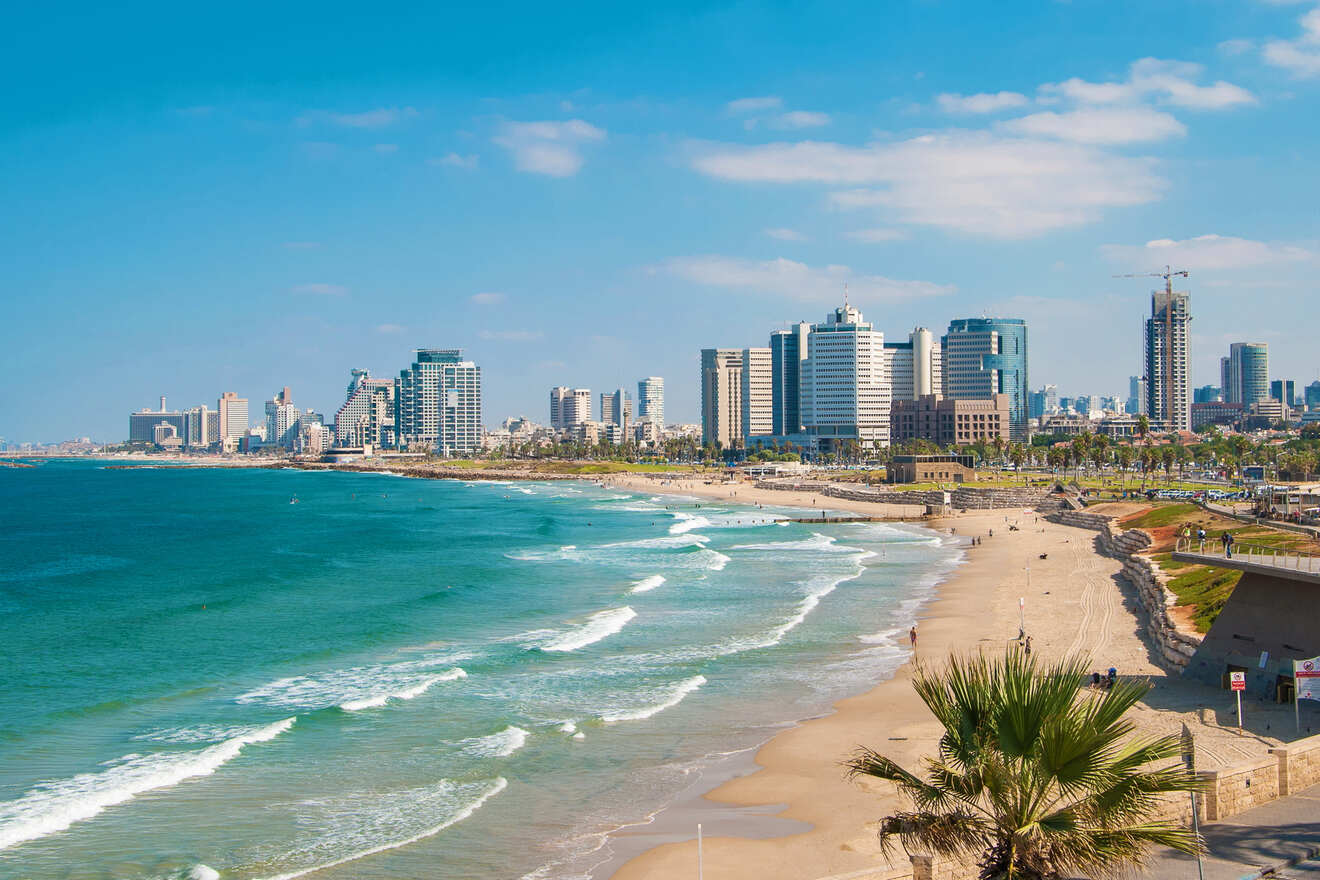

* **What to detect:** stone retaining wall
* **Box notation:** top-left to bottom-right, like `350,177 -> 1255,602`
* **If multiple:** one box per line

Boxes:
755,481 -> 1064,512
1202,755 -> 1281,821
1270,731 -> 1320,796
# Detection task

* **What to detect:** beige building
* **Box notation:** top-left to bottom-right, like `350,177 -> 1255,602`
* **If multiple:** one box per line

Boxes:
701,348 -> 743,449
891,393 -> 1010,446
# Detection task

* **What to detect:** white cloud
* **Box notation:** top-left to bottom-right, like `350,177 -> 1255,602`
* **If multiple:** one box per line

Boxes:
291,283 -> 348,296
1100,234 -> 1315,270
847,228 -> 909,242
429,152 -> 479,169
1218,38 -> 1255,56
375,323 -> 406,334
1040,58 -> 1255,109
727,96 -> 783,113
479,329 -> 544,341
1263,7 -> 1320,77
664,255 -> 952,301
298,107 -> 418,129
693,132 -> 1164,238
1000,107 -> 1186,144
774,110 -> 831,128
937,91 -> 1030,114
470,291 -> 506,305
493,119 -> 606,177
764,227 -> 806,241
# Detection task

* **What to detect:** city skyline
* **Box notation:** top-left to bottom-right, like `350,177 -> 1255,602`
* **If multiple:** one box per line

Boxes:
4,1 -> 1320,442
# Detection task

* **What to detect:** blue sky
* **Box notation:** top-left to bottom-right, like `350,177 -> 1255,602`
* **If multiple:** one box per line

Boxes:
3,0 -> 1318,442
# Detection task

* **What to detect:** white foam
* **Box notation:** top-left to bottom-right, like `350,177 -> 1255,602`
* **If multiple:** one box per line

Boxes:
599,535 -> 708,550
0,717 -> 295,850
668,513 -> 711,535
732,533 -> 867,554
558,721 -> 578,734
338,669 -> 466,711
600,675 -> 707,723
539,607 -> 637,652
185,865 -> 221,880
237,663 -> 466,712
457,725 -> 530,758
629,575 -> 666,594
858,626 -> 905,645
255,777 -> 507,880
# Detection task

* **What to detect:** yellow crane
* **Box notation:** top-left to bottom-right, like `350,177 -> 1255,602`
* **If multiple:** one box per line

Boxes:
1113,265 -> 1189,296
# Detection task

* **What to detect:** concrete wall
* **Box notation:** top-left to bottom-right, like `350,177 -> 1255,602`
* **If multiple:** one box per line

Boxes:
1270,732 -> 1320,796
755,480 -> 1064,512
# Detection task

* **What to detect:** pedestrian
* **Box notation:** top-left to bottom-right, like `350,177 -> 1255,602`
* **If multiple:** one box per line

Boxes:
1024,635 -> 1032,655
1225,532 -> 1234,559
909,625 -> 918,648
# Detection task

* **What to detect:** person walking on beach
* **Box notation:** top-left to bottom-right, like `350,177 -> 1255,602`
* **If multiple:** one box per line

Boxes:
1224,532 -> 1234,558
909,625 -> 918,648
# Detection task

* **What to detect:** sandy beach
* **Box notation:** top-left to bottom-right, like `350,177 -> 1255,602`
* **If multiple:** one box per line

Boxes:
597,474 -> 1293,880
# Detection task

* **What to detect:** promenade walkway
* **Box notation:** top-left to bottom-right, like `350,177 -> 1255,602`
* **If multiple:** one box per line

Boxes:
1172,538 -> 1320,583
1143,781 -> 1320,879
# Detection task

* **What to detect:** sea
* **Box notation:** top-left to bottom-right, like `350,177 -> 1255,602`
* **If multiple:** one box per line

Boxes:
0,461 -> 962,880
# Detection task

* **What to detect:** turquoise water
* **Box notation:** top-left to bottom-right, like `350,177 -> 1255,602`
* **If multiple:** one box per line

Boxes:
0,461 -> 960,880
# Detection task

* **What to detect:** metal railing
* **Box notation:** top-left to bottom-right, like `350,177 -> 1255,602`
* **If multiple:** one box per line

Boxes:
1175,536 -> 1320,573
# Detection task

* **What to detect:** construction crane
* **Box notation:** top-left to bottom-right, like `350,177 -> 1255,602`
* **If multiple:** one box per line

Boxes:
1115,265 -> 1191,432
1113,265 -> 1189,297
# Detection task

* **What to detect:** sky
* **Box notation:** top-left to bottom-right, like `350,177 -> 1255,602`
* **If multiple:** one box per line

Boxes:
2,0 -> 1319,443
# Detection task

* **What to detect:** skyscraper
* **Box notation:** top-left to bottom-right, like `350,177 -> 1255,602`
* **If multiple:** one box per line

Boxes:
397,349 -> 482,456
1270,379 -> 1296,408
334,369 -> 397,448
217,392 -> 248,441
1127,376 -> 1148,415
769,323 -> 810,436
128,396 -> 185,443
800,303 -> 888,451
1306,381 -> 1320,412
700,348 -> 743,449
265,387 -> 300,450
637,377 -> 664,425
943,317 -> 1029,440
1225,343 -> 1268,406
882,327 -> 944,403
1143,290 -> 1191,432
740,347 -> 773,440
550,387 -> 592,429
600,389 -> 632,425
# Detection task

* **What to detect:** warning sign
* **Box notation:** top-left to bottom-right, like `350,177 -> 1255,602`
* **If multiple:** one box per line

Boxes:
1296,658 -> 1320,702
1231,671 -> 1246,692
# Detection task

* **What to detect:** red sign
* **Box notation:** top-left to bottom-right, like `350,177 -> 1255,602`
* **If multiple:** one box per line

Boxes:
1231,671 -> 1246,692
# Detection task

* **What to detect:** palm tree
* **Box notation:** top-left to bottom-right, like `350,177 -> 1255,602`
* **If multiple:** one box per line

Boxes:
845,650 -> 1202,880
1135,414 -> 1150,448
1116,445 -> 1134,492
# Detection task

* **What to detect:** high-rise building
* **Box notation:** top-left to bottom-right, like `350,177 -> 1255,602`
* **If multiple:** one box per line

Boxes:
943,318 -> 1029,440
128,396 -> 185,443
1193,385 -> 1222,404
550,387 -> 592,430
217,392 -> 248,441
740,347 -> 773,440
334,369 -> 397,448
265,387 -> 300,450
1029,384 -> 1058,420
397,349 -> 482,456
600,389 -> 632,426
1143,290 -> 1191,431
1126,376 -> 1148,415
883,327 -> 944,403
1307,381 -> 1320,412
183,405 -> 219,449
1225,343 -> 1268,406
700,348 -> 743,449
637,377 -> 664,425
800,303 -> 888,450
769,323 -> 810,436
1270,379 -> 1296,408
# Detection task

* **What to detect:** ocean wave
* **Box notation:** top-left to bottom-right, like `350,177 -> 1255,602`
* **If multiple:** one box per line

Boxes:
457,725 -> 530,758
600,675 -> 707,723
0,554 -> 132,583
599,534 -> 708,550
255,777 -> 507,880
667,513 -> 710,535
536,607 -> 637,652
731,533 -> 868,554
339,669 -> 467,711
236,662 -> 466,712
857,625 -> 905,645
133,723 -> 275,745
0,718 -> 295,851
628,575 -> 666,594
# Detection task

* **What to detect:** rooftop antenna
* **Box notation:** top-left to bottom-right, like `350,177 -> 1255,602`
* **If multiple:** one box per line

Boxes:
843,282 -> 849,308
